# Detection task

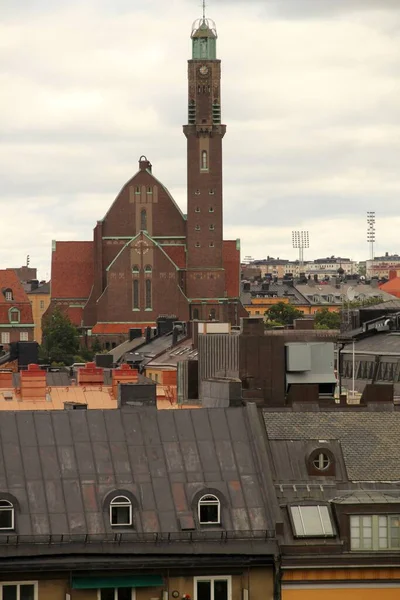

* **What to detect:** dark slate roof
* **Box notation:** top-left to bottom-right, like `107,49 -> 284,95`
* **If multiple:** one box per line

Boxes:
28,282 -> 50,295
263,410 -> 400,481
241,282 -> 308,306
0,407 -> 276,552
342,332 -> 400,356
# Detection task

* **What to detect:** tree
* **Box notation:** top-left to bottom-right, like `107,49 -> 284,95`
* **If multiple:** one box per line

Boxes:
314,308 -> 341,330
265,302 -> 303,326
40,307 -> 79,365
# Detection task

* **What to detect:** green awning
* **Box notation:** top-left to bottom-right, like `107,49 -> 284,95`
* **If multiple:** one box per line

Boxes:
72,576 -> 164,589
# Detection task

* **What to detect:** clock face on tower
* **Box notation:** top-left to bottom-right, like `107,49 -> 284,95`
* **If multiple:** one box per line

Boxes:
199,65 -> 209,76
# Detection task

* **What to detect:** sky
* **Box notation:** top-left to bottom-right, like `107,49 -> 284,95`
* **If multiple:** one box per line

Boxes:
1,0 -> 400,279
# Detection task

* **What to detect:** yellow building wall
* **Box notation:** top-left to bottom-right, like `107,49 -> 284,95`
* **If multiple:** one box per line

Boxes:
28,292 -> 51,343
1,568 -> 274,600
282,568 -> 400,600
283,588 -> 400,600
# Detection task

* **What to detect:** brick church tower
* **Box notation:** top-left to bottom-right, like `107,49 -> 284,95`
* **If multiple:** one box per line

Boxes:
184,13 -> 226,300
47,8 -> 246,346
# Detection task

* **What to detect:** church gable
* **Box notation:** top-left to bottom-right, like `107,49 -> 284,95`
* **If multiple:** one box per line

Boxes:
96,233 -> 189,324
101,156 -> 186,239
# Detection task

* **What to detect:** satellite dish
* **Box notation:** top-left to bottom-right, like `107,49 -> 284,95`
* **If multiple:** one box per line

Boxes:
347,286 -> 356,302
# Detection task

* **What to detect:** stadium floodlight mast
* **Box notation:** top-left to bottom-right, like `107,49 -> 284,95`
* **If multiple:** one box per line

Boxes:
367,211 -> 376,260
292,230 -> 309,269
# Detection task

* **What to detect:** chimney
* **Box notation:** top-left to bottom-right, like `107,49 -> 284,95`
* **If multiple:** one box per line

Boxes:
77,362 -> 104,386
0,371 -> 13,388
145,326 -> 152,344
112,363 -> 139,398
172,326 -> 179,346
370,278 -> 379,289
20,364 -> 46,400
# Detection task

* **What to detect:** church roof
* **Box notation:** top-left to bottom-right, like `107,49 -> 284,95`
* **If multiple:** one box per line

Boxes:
51,241 -> 94,299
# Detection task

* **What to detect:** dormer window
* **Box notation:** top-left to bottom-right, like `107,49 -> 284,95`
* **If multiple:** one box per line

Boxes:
312,452 -> 330,471
350,515 -> 400,551
4,290 -> 12,302
307,448 -> 335,476
198,494 -> 220,525
0,500 -> 14,530
9,308 -> 20,324
290,504 -> 334,538
110,496 -> 132,527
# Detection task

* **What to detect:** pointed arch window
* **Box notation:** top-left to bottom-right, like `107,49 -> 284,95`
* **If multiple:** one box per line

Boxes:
201,150 -> 208,171
145,279 -> 152,310
133,280 -> 139,310
141,208 -> 147,231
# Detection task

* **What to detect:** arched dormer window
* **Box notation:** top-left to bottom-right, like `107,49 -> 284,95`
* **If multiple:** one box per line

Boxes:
141,208 -> 147,231
201,150 -> 208,170
0,500 -> 14,530
110,496 -> 132,527
198,494 -> 220,525
9,308 -> 20,324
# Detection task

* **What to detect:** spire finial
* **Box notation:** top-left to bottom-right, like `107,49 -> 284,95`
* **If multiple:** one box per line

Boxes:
202,0 -> 206,19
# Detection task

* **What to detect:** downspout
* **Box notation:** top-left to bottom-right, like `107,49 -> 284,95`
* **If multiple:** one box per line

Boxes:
273,554 -> 282,600
337,342 -> 345,397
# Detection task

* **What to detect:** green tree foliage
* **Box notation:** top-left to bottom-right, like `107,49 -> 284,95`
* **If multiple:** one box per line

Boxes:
343,295 -> 383,309
265,302 -> 303,326
314,308 -> 341,330
40,307 -> 79,365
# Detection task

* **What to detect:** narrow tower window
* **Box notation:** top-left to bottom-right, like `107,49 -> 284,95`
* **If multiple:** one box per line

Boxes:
201,150 -> 208,171
146,279 -> 152,310
133,280 -> 139,310
193,308 -> 200,320
141,208 -> 147,231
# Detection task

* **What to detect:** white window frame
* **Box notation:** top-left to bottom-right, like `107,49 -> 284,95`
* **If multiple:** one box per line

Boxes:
194,576 -> 231,600
0,500 -> 14,530
109,496 -> 132,527
1,332 -> 10,345
97,589 -> 136,600
198,494 -> 221,525
290,504 -> 334,537
4,291 -> 12,302
0,582 -> 38,600
20,332 -> 28,342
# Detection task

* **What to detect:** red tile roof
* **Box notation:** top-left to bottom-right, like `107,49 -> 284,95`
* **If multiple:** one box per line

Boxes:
163,245 -> 186,268
51,241 -> 94,299
0,270 -> 30,303
92,322 -> 156,334
0,270 -> 34,324
380,278 -> 400,298
223,240 -> 240,298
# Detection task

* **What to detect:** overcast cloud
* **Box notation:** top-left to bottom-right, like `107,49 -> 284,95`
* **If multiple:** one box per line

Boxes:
1,0 -> 400,278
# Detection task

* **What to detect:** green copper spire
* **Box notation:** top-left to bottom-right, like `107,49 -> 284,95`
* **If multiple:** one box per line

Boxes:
191,6 -> 217,60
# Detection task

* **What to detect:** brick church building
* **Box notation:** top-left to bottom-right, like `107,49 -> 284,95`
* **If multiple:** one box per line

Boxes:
49,12 -> 245,346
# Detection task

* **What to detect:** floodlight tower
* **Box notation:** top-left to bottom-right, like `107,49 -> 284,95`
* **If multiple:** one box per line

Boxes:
367,212 -> 375,260
292,230 -> 309,269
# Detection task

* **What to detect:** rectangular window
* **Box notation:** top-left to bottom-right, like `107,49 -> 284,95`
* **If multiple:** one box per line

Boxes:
20,332 -> 28,342
195,578 -> 231,600
133,280 -> 139,310
1,333 -> 10,345
99,590 -> 135,600
5,292 -> 12,301
290,505 -> 334,537
40,300 -> 45,310
0,583 -> 36,600
350,515 -> 400,550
